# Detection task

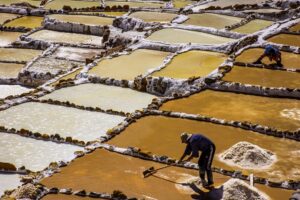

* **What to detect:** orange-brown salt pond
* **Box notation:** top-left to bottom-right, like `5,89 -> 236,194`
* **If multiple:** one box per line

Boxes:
160,90 -> 300,131
289,23 -> 300,32
109,115 -> 300,181
235,48 -> 300,69
40,149 -> 292,200
222,66 -> 300,88
267,34 -> 300,47
42,195 -> 96,200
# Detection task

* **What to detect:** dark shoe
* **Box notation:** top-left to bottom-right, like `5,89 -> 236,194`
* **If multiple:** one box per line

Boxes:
203,181 -> 214,188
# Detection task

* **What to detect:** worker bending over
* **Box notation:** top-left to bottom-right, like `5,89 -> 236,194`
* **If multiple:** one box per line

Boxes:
179,132 -> 215,187
254,44 -> 282,67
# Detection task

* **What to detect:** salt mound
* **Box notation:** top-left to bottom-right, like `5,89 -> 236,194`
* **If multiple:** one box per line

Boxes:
219,142 -> 276,169
221,179 -> 269,200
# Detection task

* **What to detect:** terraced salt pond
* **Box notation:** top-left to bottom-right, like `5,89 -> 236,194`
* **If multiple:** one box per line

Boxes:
183,13 -> 242,29
223,66 -> 300,88
0,63 -> 24,78
109,115 -> 300,181
0,102 -> 125,142
48,14 -> 114,26
105,1 -> 164,8
42,194 -> 98,200
160,90 -> 300,131
243,9 -> 283,14
0,85 -> 31,99
147,28 -> 235,45
41,148 -> 227,200
27,58 -> 83,75
45,0 -> 101,9
129,11 -> 177,23
0,13 -> 19,25
232,19 -> 273,34
0,48 -> 41,62
40,83 -> 156,113
267,34 -> 300,47
0,0 -> 41,6
0,31 -> 22,47
4,16 -> 43,29
235,48 -> 300,69
89,49 -> 169,80
52,47 -> 103,62
0,132 -> 82,171
194,0 -> 268,10
49,68 -> 82,86
28,30 -> 103,46
151,50 -> 227,79
0,174 -> 21,197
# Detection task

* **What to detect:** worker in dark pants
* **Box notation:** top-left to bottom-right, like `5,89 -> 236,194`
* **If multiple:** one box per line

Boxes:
253,44 -> 282,67
178,132 -> 215,188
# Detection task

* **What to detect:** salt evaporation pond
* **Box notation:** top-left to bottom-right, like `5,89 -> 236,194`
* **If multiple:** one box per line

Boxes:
109,115 -> 300,181
0,63 -> 24,79
28,30 -> 103,46
52,47 -> 103,62
0,85 -> 31,99
50,68 -> 82,86
89,49 -> 169,80
0,13 -> 19,25
147,28 -> 235,45
243,9 -> 283,14
289,23 -> 300,32
0,31 -> 22,47
0,174 -> 21,197
223,65 -> 300,88
49,14 -> 114,26
232,19 -> 273,34
4,16 -> 43,29
40,83 -> 156,113
235,48 -> 300,69
0,132 -> 82,171
129,11 -> 177,23
151,50 -> 227,79
160,90 -> 300,131
0,48 -> 41,62
183,13 -> 242,29
45,0 -> 101,9
105,1 -> 164,8
71,11 -> 126,16
194,0 -> 268,10
0,102 -> 125,142
267,34 -> 300,47
0,0 -> 41,6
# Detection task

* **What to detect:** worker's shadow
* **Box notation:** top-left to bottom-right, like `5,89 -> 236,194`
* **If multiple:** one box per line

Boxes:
151,174 -> 224,200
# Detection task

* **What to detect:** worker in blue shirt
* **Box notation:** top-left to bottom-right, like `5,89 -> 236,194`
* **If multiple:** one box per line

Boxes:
178,132 -> 216,187
253,44 -> 282,67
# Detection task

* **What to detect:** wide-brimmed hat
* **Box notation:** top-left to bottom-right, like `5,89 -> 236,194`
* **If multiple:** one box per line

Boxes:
180,132 -> 192,143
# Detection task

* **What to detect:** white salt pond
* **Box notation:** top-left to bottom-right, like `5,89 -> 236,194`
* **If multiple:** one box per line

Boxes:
0,132 -> 82,171
28,30 -> 103,46
0,174 -> 21,197
0,85 -> 32,99
0,102 -> 125,142
40,83 -> 156,113
52,47 -> 103,62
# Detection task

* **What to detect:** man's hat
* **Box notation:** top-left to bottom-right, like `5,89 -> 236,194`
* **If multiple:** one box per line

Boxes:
181,132 -> 192,143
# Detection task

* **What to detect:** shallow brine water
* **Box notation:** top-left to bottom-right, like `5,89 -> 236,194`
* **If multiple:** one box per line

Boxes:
160,90 -> 300,131
0,31 -> 22,47
129,11 -> 177,23
49,14 -> 114,26
0,63 -> 24,79
194,0 -> 268,10
232,19 -> 273,34
109,115 -> 300,181
40,83 -> 156,113
0,48 -> 41,62
0,85 -> 31,99
235,48 -> 300,69
0,102 -> 125,142
88,49 -> 169,80
28,30 -> 103,46
4,16 -> 44,29
0,132 -> 82,171
267,33 -> 300,47
52,46 -> 103,62
147,28 -> 235,45
45,0 -> 101,9
223,65 -> 300,88
183,13 -> 242,29
151,50 -> 227,79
